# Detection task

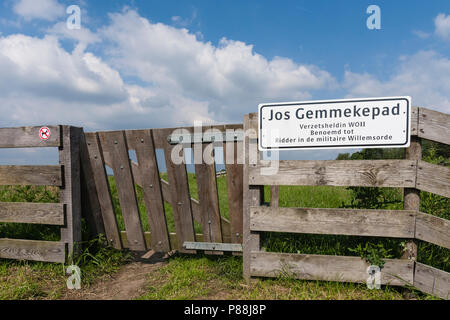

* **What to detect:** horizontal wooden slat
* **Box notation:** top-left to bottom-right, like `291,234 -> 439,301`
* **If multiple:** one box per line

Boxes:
0,202 -> 64,225
0,126 -> 61,148
416,161 -> 450,198
415,212 -> 450,249
0,239 -> 65,263
0,165 -> 62,186
414,262 -> 450,300
250,252 -> 414,286
250,207 -> 416,238
249,160 -> 417,187
120,231 -> 233,251
418,108 -> 450,145
151,124 -> 243,149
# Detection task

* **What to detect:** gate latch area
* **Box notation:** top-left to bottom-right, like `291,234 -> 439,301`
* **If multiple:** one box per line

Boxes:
183,242 -> 243,252
168,131 -> 244,145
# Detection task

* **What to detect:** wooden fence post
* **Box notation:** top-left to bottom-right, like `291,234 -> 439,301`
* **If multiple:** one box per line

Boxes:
79,130 -> 106,237
59,126 -> 82,260
402,135 -> 421,260
243,113 -> 264,282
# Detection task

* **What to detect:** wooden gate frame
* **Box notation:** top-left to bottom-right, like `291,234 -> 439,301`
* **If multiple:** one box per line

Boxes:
243,107 -> 450,299
0,125 -> 82,263
84,124 -> 244,254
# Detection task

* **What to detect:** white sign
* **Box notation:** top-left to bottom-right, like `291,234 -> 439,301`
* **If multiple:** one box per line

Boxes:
258,97 -> 411,151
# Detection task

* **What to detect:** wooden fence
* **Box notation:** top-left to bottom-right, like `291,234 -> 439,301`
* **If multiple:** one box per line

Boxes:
84,124 -> 244,253
243,107 -> 450,299
0,126 -> 83,263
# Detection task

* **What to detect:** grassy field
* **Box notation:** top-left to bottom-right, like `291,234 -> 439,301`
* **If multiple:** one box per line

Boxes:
0,170 -> 448,300
138,254 -> 437,300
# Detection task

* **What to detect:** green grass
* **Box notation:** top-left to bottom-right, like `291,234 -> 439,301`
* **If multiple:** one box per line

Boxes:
138,254 -> 437,300
0,168 -> 448,300
0,235 -> 130,300
0,185 -> 130,300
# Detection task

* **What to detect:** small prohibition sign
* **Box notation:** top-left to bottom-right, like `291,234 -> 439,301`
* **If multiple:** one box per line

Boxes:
39,127 -> 51,140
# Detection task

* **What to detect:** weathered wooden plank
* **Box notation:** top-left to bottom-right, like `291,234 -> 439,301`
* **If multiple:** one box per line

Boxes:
195,140 -> 223,244
126,129 -> 171,252
0,239 -> 65,263
79,130 -> 105,236
159,176 -> 232,244
249,160 -> 417,188
250,207 -> 416,238
0,202 -> 64,225
416,160 -> 450,198
411,107 -> 419,136
402,136 -> 421,260
415,212 -> 450,249
243,113 -> 264,281
224,134 -> 244,243
84,132 -> 122,249
99,130 -> 146,251
418,107 -> 450,145
153,128 -> 196,253
250,252 -> 414,286
120,231 -> 233,252
414,262 -> 450,300
59,126 -> 82,259
270,186 -> 279,208
0,126 -> 61,148
152,123 -> 243,149
0,165 -> 62,186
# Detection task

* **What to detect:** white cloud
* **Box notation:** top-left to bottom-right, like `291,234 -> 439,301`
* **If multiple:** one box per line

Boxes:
435,13 -> 450,41
412,30 -> 430,39
47,22 -> 100,45
100,10 -> 336,123
0,34 -> 131,128
1,8 -> 448,135
171,8 -> 198,27
13,0 -> 65,22
343,51 -> 450,113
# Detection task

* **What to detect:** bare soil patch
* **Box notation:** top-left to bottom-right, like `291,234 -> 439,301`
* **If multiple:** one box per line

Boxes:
62,252 -> 166,300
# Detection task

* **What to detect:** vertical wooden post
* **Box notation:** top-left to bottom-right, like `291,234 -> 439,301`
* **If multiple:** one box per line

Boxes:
243,114 -> 264,282
125,129 -> 171,252
79,130 -> 106,237
224,127 -> 244,243
99,131 -> 147,251
153,128 -> 196,253
271,186 -> 279,208
84,132 -> 122,250
59,126 -> 82,260
195,142 -> 223,244
403,136 -> 421,260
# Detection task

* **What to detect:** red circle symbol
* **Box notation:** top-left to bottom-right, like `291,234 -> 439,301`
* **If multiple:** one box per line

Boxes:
39,127 -> 51,140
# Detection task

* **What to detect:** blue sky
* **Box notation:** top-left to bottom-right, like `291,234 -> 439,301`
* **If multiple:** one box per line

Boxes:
0,0 -> 449,165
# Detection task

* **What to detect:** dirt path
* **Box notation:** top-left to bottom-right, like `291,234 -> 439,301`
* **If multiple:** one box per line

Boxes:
62,252 -> 166,300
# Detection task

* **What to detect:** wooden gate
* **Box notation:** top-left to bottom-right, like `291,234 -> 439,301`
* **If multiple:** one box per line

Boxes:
84,124 -> 244,253
243,107 -> 450,299
0,126 -> 82,263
